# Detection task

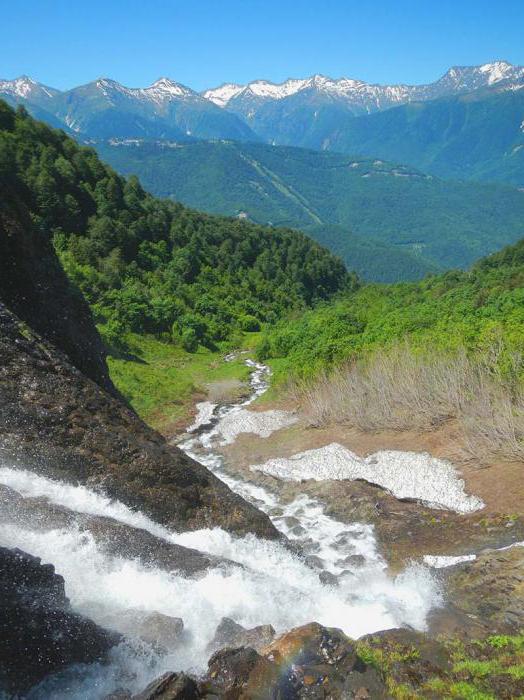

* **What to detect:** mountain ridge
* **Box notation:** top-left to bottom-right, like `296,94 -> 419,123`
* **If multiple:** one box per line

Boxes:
2,61 -> 523,144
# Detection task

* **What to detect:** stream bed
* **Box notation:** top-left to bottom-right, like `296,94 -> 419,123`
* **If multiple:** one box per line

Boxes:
0,359 -> 443,698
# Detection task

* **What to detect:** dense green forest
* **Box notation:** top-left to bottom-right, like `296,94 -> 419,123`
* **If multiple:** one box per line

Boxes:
259,237 -> 524,379
0,100 -> 352,352
97,139 -> 524,281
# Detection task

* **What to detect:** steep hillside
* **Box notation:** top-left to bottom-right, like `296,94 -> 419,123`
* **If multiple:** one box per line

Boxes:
260,237 -> 524,378
0,100 -> 350,349
96,138 -> 524,279
330,80 -> 524,186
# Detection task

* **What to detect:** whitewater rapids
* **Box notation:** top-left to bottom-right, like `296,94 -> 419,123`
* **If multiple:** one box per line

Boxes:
0,359 -> 443,698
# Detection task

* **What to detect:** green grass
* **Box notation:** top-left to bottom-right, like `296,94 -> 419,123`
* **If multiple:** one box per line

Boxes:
353,632 -> 524,699
107,333 -> 252,432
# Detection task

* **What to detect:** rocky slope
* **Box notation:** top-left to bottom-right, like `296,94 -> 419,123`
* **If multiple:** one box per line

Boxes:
127,621 -> 524,699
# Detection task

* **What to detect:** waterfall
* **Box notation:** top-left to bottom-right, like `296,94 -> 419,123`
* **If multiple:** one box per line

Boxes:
0,359 -> 442,698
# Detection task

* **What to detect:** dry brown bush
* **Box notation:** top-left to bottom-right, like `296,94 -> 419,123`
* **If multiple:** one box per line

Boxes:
295,343 -> 524,462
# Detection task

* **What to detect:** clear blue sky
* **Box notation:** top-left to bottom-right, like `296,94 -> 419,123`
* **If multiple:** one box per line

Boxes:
2,0 -> 523,91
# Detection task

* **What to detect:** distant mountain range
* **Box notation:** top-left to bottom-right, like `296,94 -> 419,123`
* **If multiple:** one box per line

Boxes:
96,139 -> 524,282
3,61 -> 523,281
203,61 -> 524,148
2,61 -> 522,162
0,75 -> 257,141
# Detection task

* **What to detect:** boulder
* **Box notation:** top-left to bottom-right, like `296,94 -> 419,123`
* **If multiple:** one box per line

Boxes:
208,617 -> 275,653
104,609 -> 184,650
0,546 -> 119,695
205,622 -> 386,698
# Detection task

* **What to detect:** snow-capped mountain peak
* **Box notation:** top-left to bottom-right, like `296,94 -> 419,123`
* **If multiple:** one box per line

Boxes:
202,83 -> 244,107
478,60 -> 516,84
0,75 -> 58,101
146,77 -> 194,99
203,61 -> 524,110
91,77 -> 196,103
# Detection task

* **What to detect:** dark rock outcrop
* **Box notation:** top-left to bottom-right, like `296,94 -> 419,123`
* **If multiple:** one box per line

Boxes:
205,622 -> 387,699
0,546 -> 119,695
444,544 -> 524,633
0,304 -> 280,539
0,193 -> 114,394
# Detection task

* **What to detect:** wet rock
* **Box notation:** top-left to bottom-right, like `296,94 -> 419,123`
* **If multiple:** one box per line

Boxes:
341,554 -> 366,568
319,571 -> 339,586
305,554 -> 325,570
0,485 -> 240,578
105,610 -> 184,650
205,622 -> 387,698
207,646 -> 275,698
289,524 -> 307,537
208,617 -> 275,654
0,546 -> 119,695
133,672 -> 200,699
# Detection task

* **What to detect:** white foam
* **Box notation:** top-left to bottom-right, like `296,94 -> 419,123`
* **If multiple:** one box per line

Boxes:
251,443 -> 484,513
0,466 -> 171,541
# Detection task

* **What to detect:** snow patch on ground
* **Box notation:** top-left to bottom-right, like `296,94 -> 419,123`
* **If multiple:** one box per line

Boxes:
213,408 -> 297,446
187,401 -> 217,432
423,554 -> 477,568
251,443 -> 484,514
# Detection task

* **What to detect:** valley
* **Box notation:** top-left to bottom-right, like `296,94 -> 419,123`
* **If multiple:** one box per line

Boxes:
95,138 -> 524,280
1,44 -> 524,700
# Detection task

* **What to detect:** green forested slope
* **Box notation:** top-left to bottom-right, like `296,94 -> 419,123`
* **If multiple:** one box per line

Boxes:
329,84 -> 524,186
96,139 -> 524,281
259,237 -> 524,379
0,101 -> 351,352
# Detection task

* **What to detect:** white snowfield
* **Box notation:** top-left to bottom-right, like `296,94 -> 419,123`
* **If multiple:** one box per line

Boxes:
251,443 -> 485,514
423,540 -> 524,569
213,408 -> 297,446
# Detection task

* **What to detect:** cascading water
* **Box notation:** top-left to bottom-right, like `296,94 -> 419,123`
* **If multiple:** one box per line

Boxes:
0,358 -> 443,698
